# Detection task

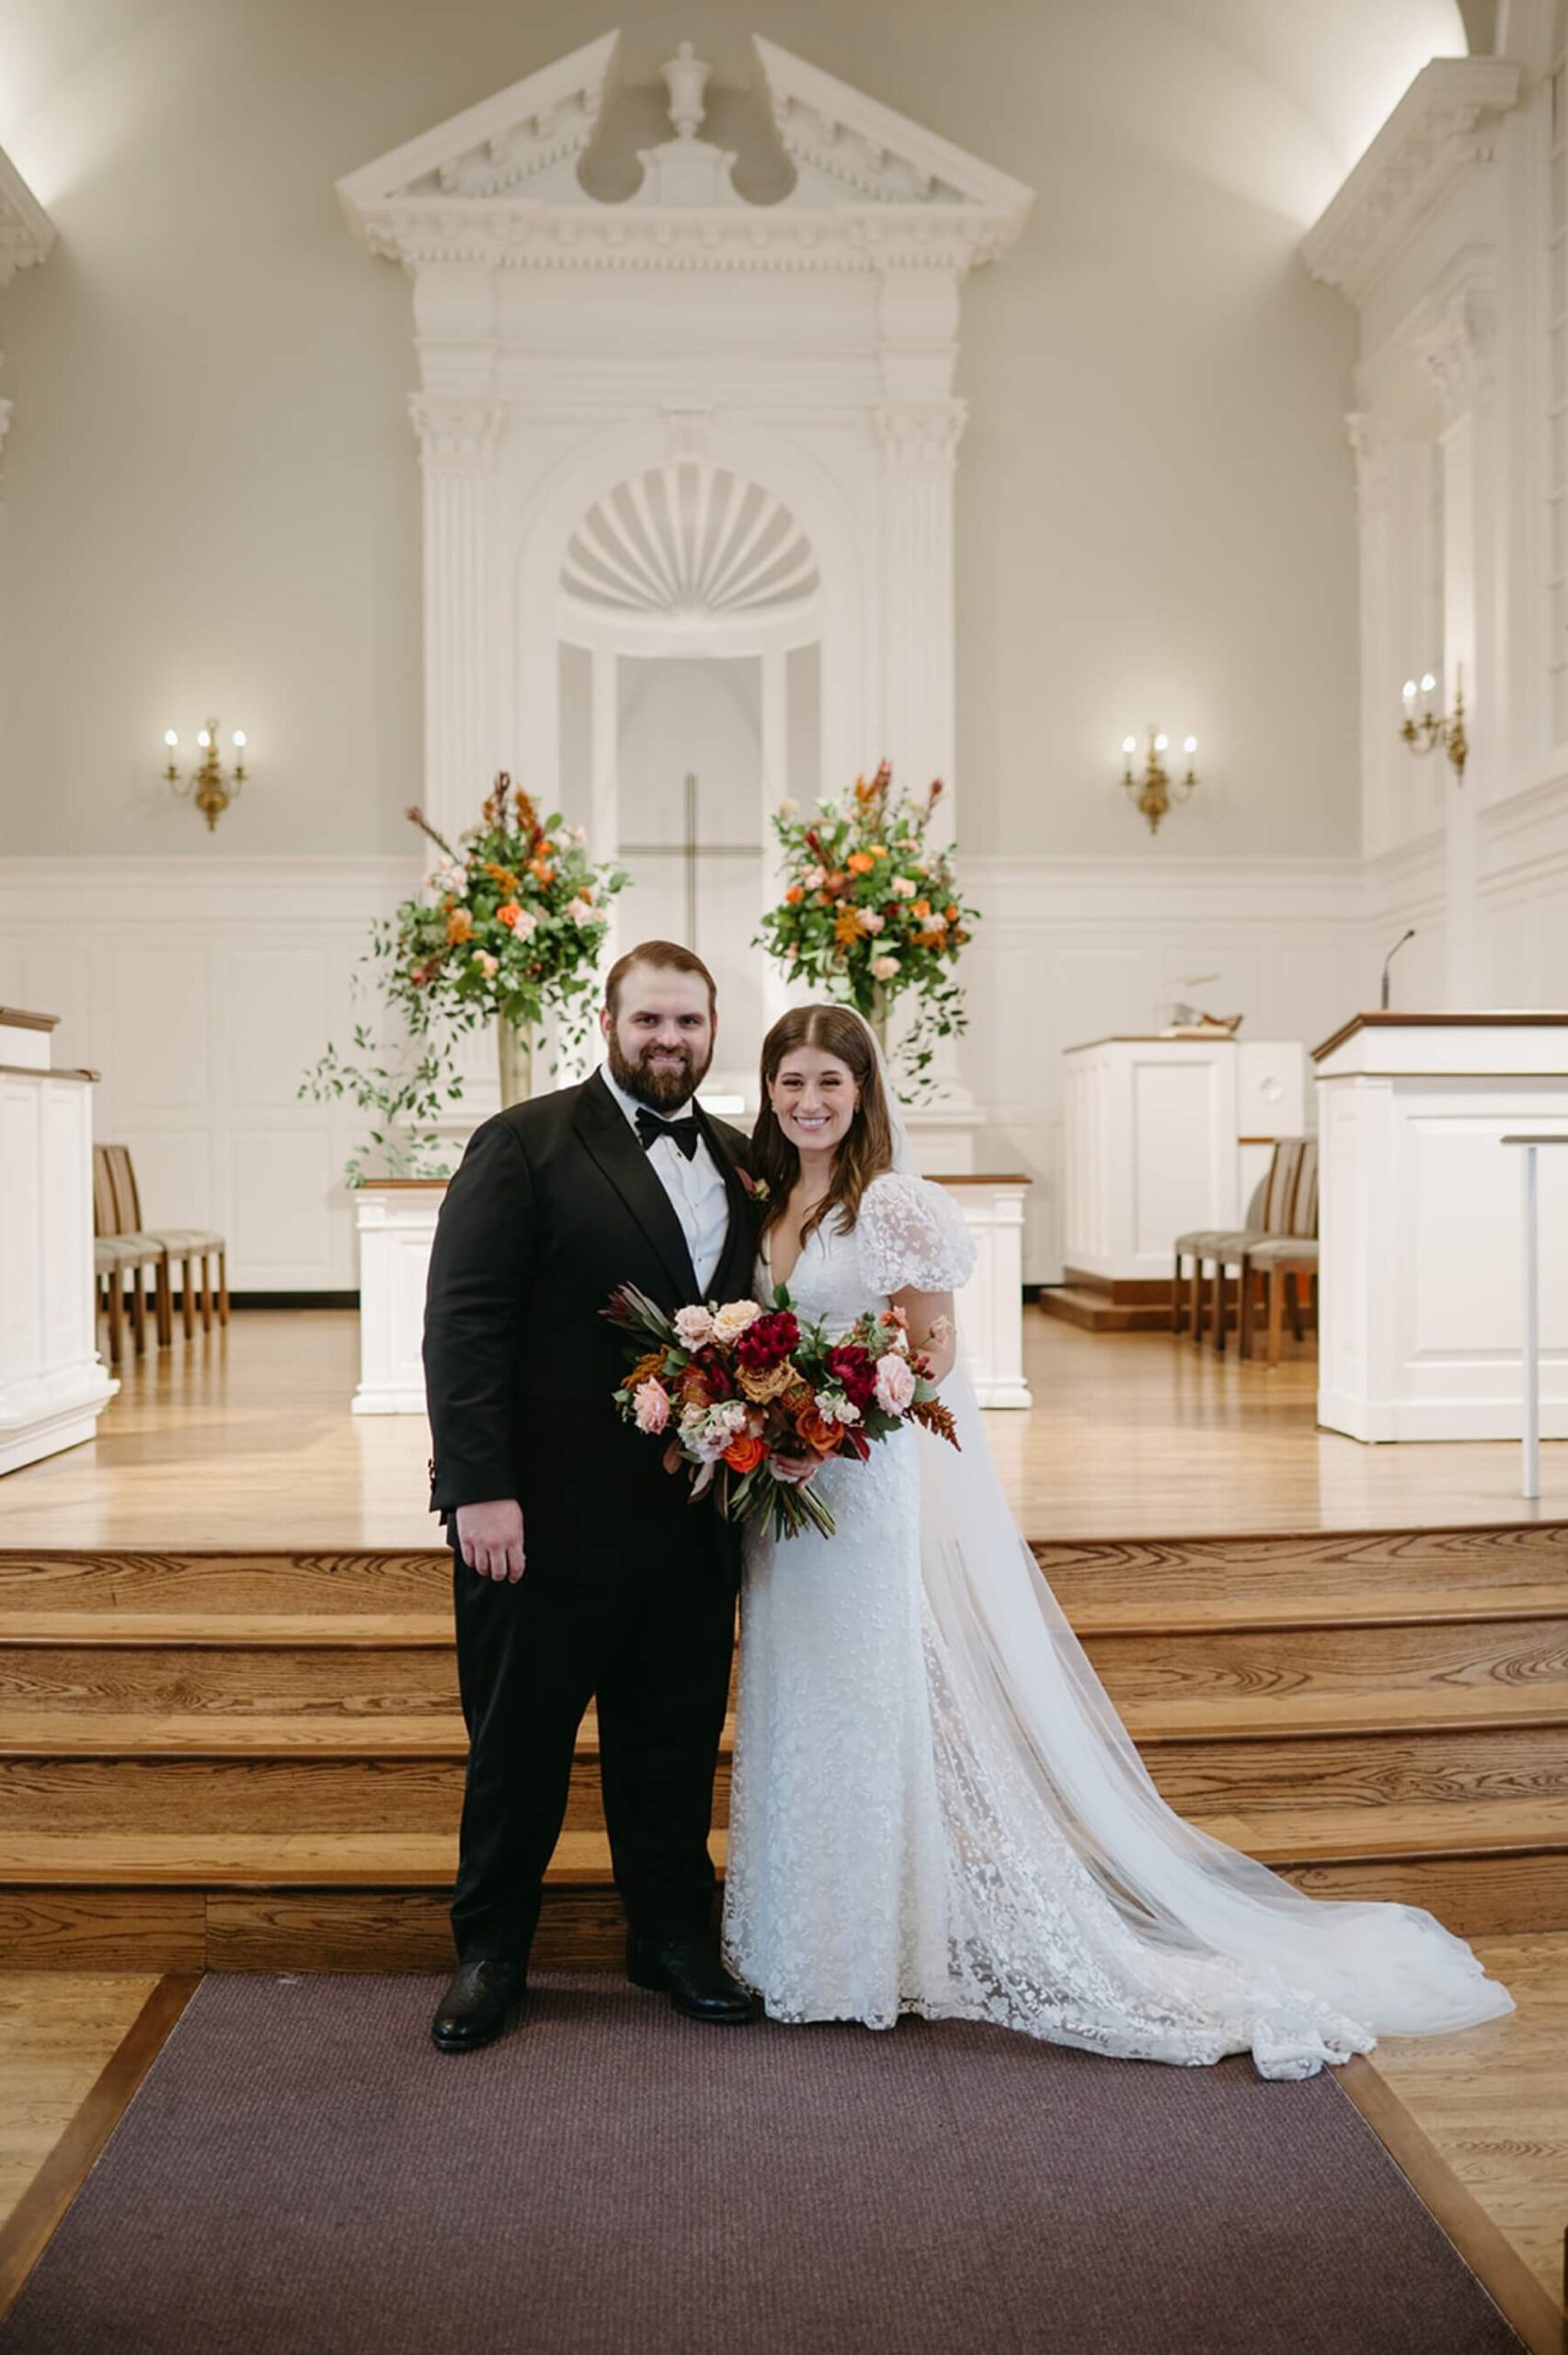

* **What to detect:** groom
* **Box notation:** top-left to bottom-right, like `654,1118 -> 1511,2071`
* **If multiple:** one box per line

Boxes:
421,940 -> 760,2051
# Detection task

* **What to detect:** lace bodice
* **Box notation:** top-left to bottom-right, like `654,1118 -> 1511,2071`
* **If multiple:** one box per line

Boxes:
759,1170 -> 976,1322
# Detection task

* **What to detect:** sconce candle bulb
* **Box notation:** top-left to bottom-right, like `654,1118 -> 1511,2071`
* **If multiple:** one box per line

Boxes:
1398,664 -> 1468,781
164,713 -> 250,831
1119,722 -> 1200,835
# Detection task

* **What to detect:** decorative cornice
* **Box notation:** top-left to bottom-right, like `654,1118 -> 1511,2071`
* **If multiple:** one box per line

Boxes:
0,147 -> 55,290
1301,58 -> 1523,306
1419,281 -> 1496,423
407,394 -> 505,471
339,31 -> 1033,281
875,400 -> 967,467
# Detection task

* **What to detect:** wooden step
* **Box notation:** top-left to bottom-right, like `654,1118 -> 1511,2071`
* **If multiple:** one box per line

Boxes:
0,1643 -> 461,1716
1146,1720 -> 1568,1816
1034,1523 -> 1568,1613
0,1747 -> 735,1838
0,1550 -> 452,1616
1124,1682 -> 1568,1744
1088,1614 -> 1568,1705
0,1612 -> 453,1645
1069,1584 -> 1568,1635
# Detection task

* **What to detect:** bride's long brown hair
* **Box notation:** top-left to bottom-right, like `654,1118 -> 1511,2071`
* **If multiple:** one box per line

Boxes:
751,1005 -> 896,1245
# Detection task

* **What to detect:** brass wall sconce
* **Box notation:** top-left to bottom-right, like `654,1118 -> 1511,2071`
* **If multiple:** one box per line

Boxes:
1120,727 -> 1198,834
1400,665 -> 1468,779
164,718 -> 248,831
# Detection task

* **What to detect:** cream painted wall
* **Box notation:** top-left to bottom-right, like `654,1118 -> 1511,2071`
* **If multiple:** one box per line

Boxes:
0,0 -> 1462,862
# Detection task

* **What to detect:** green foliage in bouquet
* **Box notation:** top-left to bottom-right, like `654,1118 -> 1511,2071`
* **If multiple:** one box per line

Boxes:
301,775 -> 628,1182
755,761 -> 977,1097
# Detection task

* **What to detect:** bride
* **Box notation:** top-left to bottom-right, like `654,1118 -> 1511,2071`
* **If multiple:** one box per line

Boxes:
721,1003 -> 1513,2079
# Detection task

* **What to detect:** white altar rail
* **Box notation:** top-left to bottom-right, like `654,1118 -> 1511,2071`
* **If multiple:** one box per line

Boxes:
0,1006 -> 117,1474
354,1174 -> 1032,1419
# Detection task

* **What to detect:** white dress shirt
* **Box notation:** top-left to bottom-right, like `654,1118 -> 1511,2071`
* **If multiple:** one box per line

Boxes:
600,1063 -> 730,1298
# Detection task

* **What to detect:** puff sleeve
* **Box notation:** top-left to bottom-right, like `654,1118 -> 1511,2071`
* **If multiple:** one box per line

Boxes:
854,1171 -> 976,1297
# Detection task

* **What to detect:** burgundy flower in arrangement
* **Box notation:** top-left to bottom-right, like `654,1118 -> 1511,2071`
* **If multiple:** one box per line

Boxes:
736,1310 -> 800,1373
689,1343 -> 735,1400
826,1343 -> 878,1414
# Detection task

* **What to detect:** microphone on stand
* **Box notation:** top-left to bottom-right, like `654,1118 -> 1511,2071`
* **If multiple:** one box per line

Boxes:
1379,928 -> 1416,1010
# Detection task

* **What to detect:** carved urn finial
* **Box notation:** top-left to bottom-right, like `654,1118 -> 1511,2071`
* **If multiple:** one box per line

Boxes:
661,41 -> 710,142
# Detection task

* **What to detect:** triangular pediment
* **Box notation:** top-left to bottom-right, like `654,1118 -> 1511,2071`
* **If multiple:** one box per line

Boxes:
338,30 -> 1032,269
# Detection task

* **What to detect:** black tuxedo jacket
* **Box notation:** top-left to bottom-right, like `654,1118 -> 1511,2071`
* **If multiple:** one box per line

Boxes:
422,1071 -> 759,1586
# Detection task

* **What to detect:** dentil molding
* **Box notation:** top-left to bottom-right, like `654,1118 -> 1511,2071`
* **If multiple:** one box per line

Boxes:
1301,59 -> 1523,306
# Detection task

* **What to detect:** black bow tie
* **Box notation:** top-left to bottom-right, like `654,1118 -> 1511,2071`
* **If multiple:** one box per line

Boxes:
635,1107 -> 700,1160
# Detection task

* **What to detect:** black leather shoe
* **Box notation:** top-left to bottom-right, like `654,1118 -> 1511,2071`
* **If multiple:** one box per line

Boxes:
627,1932 -> 758,2023
430,1959 -> 527,2053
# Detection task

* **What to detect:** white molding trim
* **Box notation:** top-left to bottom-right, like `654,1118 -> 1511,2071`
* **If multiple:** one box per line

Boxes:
0,145 -> 55,289
1301,59 -> 1524,304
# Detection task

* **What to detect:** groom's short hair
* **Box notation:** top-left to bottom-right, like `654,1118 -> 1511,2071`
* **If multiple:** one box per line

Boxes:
605,940 -> 717,1020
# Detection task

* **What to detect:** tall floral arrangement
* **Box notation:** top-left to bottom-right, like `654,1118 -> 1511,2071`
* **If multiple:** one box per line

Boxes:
302,775 -> 627,1181
756,762 -> 976,1096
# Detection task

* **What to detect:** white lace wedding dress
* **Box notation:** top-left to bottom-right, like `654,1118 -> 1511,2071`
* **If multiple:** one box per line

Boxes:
722,1169 -> 1513,2080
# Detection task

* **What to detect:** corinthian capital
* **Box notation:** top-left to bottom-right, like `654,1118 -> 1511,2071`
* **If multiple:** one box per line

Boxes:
874,400 -> 967,470
407,395 -> 505,472
1345,410 -> 1398,519
1420,286 -> 1495,426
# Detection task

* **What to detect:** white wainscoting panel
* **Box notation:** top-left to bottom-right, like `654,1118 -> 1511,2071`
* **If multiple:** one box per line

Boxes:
0,859 -> 418,1292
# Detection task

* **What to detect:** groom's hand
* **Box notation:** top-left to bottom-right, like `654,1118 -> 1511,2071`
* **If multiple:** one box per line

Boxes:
453,1498 -> 525,1583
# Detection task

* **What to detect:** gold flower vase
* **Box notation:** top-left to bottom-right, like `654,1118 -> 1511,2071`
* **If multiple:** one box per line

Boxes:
496,1017 -> 534,1109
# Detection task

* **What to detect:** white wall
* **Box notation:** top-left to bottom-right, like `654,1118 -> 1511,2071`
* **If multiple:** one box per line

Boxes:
0,0 -> 1459,867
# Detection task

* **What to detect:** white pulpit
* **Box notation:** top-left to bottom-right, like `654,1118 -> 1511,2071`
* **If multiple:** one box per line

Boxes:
1059,1035 -> 1308,1317
1315,1014 -> 1568,1442
0,1006 -> 117,1473
353,1172 -> 1032,1416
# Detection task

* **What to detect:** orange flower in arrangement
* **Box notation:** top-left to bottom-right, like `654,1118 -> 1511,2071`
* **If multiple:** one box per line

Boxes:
445,907 -> 473,945
846,852 -> 876,876
945,903 -> 958,920
867,844 -> 887,858
723,1432 -> 768,1475
822,871 -> 845,897
496,902 -> 523,929
833,907 -> 863,948
484,861 -> 521,894
784,884 -> 805,905
795,1405 -> 845,1455
912,900 -> 932,919
626,1350 -> 668,1392
529,857 -> 555,886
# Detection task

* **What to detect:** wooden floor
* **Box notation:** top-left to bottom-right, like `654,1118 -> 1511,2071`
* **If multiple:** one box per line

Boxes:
1,1947 -> 1563,2329
0,1304 -> 1561,1546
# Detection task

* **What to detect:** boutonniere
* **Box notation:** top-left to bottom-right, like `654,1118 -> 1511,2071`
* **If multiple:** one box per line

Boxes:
735,1166 -> 770,1205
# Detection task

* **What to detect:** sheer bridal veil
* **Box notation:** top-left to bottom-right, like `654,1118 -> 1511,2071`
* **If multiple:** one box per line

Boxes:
860,1016 -> 1511,2064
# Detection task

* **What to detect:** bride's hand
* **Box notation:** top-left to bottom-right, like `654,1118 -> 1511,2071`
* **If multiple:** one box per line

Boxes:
769,1452 -> 819,1487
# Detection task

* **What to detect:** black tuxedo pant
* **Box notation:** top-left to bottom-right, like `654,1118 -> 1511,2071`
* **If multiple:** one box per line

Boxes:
449,1540 -> 737,1964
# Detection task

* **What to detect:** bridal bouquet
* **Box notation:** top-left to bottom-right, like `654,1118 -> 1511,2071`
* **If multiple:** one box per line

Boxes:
604,1284 -> 958,1540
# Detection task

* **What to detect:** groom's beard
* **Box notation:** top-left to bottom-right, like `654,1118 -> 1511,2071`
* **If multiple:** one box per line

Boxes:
606,1028 -> 715,1113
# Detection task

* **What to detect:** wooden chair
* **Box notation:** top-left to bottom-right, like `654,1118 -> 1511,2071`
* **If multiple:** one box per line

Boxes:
103,1143 -> 229,1338
92,1146 -> 171,1362
1173,1141 -> 1305,1351
1240,1142 -> 1320,1366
